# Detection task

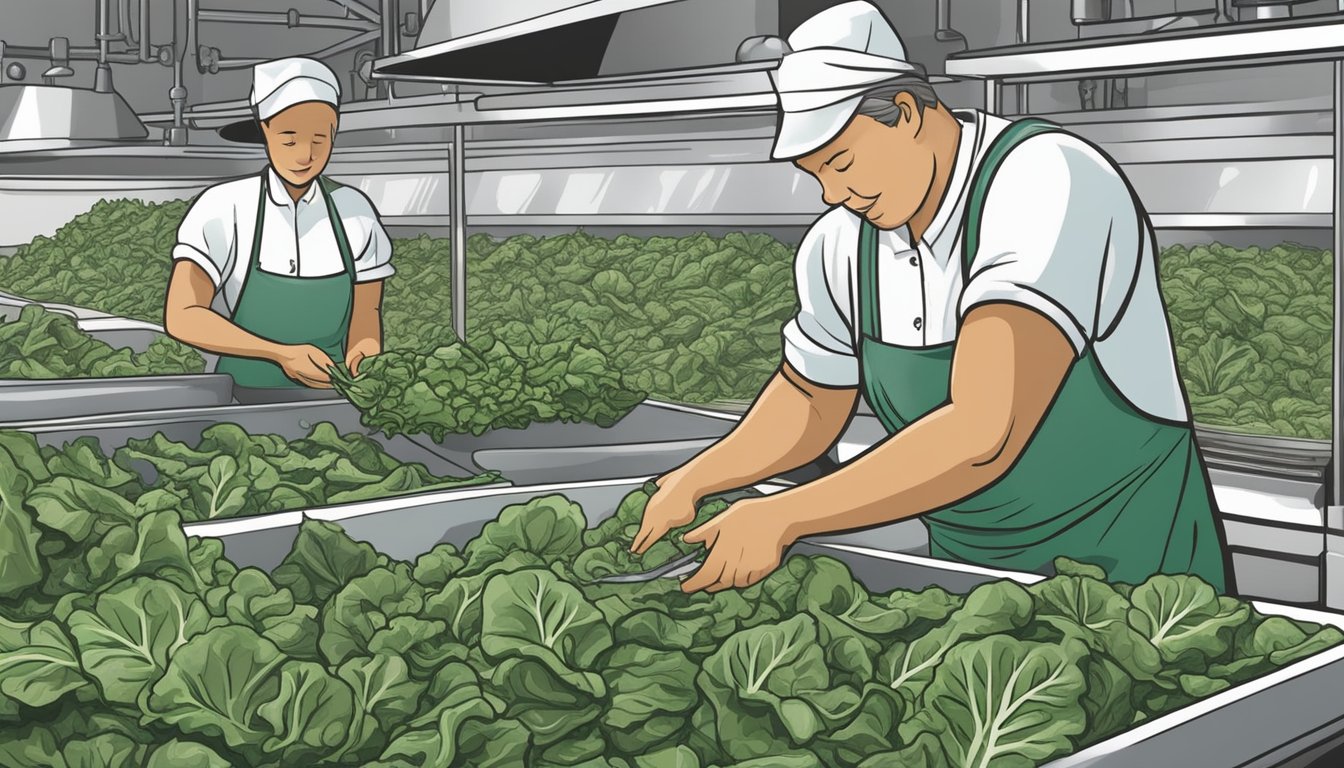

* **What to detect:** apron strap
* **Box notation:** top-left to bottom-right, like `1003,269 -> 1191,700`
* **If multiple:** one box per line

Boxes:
230,170 -> 272,317
958,117 -> 1062,274
318,176 -> 358,279
855,117 -> 1064,341
857,217 -> 881,339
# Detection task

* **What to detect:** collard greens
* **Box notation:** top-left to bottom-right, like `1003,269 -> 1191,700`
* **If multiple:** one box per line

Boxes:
0,457 -> 1338,767
0,304 -> 204,379
0,199 -> 1331,438
24,422 -> 497,524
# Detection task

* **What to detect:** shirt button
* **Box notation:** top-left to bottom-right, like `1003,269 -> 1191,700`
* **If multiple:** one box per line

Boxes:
909,256 -> 918,266
913,317 -> 923,330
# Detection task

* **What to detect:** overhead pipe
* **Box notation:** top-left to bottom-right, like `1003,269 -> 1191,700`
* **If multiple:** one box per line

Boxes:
0,42 -> 141,65
327,0 -> 381,24
210,29 -> 380,71
196,8 -> 379,32
94,0 -> 114,92
935,0 -> 968,50
378,0 -> 398,97
168,0 -> 190,145
120,0 -> 155,62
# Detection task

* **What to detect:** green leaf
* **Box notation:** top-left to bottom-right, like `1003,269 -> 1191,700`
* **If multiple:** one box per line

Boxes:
0,618 -> 89,710
272,520 -> 381,606
1128,575 -> 1250,666
463,495 -> 587,574
144,739 -> 232,768
319,564 -> 425,667
67,576 -> 212,706
145,626 -> 286,755
601,644 -> 699,754
908,636 -> 1090,768
255,660 -> 360,764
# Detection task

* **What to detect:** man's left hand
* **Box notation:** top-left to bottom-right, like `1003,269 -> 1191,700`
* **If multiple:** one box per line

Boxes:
680,498 -> 795,594
345,339 -> 381,376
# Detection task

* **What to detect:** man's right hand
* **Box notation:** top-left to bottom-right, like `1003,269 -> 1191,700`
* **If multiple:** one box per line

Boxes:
272,344 -> 336,388
630,478 -> 699,555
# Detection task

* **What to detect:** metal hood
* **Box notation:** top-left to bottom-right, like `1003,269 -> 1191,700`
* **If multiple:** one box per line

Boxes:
374,0 -> 780,85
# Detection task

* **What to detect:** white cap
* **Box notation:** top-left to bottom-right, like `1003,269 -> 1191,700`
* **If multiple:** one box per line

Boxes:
250,57 -> 342,121
769,2 -> 921,160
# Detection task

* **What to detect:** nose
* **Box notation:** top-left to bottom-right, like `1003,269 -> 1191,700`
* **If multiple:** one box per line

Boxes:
821,181 -> 849,208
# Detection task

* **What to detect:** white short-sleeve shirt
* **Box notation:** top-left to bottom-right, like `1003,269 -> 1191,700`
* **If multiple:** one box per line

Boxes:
173,167 -> 394,315
782,109 -> 1189,423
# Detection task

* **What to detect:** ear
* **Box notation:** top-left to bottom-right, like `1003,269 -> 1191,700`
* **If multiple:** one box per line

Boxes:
893,91 -> 922,134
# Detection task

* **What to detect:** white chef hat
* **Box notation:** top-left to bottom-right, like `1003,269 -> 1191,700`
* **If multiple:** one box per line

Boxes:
250,57 -> 342,122
770,1 -> 923,160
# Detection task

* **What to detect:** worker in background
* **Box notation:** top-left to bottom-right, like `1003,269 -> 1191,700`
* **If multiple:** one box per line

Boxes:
634,1 -> 1232,594
164,57 -> 393,404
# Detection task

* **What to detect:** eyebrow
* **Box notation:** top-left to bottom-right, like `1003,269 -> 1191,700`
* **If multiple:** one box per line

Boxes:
279,130 -> 297,135
822,149 -> 849,167
315,133 -> 328,138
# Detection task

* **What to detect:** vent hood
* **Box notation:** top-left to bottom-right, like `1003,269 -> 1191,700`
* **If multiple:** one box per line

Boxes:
374,0 -> 781,85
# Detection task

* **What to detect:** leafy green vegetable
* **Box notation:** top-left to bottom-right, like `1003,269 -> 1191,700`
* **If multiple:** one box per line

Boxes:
0,304 -> 203,379
0,438 -> 1339,766
5,198 -> 1328,438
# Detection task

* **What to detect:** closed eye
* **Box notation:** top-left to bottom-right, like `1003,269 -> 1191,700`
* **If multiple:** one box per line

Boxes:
834,159 -> 853,173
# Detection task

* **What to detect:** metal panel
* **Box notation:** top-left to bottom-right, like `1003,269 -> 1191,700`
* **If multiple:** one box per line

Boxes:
945,16 -> 1344,82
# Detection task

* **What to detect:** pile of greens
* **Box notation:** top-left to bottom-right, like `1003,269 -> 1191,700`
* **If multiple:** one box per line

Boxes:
0,472 -> 1338,768
0,304 -> 204,379
329,339 -> 646,440
2,198 -> 1335,439
1161,243 -> 1333,440
0,198 -> 189,324
32,422 -> 498,523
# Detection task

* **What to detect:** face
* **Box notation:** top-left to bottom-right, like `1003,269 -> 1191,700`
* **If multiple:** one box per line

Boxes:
794,93 -> 936,231
260,101 -> 338,187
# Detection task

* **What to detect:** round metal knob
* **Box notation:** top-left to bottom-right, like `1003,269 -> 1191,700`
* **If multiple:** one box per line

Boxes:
5,62 -> 26,81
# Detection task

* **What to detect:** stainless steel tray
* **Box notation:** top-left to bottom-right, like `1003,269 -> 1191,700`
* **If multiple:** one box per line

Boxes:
184,476 -> 1344,768
0,375 -> 236,422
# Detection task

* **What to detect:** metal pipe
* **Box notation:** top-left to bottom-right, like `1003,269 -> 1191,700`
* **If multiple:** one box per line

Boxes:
0,43 -> 140,64
984,78 -> 998,113
380,0 -> 399,57
935,0 -> 968,49
327,0 -> 381,24
196,8 -> 379,32
451,123 -> 466,342
140,0 -> 152,62
167,0 -> 189,145
97,0 -> 111,64
1016,0 -> 1029,113
211,29 -> 381,70
1332,58 -> 1343,516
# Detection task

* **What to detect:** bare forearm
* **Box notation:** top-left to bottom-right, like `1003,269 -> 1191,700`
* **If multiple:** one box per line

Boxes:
166,306 -> 283,361
664,369 -> 852,500
347,282 -> 383,352
775,404 -> 1007,540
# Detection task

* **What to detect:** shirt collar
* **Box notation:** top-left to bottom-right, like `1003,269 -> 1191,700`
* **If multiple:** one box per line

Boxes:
919,109 -> 981,259
266,166 -> 319,208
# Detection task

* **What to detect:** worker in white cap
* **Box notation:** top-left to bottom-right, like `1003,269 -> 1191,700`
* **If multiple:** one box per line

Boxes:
635,2 -> 1231,595
165,57 -> 393,403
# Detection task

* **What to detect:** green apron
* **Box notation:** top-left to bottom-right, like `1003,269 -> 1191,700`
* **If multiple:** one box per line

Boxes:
857,118 -> 1231,591
214,172 -> 356,392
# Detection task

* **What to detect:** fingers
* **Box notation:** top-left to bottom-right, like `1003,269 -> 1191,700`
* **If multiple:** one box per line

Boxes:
681,520 -> 717,547
680,552 -> 728,594
630,520 -> 666,555
347,352 -> 366,377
